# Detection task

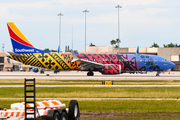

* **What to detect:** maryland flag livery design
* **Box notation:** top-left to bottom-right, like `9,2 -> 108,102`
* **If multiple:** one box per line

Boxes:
6,22 -> 175,76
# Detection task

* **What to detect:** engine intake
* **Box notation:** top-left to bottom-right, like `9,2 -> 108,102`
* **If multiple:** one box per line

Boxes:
32,67 -> 39,73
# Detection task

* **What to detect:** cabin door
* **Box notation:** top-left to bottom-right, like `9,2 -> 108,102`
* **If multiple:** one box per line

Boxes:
154,57 -> 158,65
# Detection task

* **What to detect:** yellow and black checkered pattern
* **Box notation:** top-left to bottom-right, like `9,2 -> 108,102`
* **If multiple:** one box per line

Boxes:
9,53 -> 80,70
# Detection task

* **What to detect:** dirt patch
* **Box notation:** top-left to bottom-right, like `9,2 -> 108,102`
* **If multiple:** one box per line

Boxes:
80,112 -> 180,119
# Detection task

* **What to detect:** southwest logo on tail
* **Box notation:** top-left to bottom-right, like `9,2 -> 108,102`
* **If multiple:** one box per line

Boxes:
7,22 -> 48,54
6,22 -> 175,76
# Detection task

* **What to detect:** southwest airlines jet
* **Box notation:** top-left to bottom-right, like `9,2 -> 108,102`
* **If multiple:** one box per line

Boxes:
7,22 -> 175,76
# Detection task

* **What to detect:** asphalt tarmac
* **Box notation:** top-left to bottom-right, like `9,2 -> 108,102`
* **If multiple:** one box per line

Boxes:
0,71 -> 179,80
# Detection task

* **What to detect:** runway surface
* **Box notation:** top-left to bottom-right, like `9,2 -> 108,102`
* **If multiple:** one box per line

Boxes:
0,71 -> 180,80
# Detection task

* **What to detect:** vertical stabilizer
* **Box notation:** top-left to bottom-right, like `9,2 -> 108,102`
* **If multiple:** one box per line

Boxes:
7,22 -> 48,54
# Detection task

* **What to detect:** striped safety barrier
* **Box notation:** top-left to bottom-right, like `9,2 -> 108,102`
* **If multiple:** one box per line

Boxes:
0,110 -> 25,118
0,100 -> 67,119
11,100 -> 66,110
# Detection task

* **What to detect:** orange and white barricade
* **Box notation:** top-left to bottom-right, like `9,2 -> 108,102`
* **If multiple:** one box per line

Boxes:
0,100 -> 67,119
0,110 -> 25,120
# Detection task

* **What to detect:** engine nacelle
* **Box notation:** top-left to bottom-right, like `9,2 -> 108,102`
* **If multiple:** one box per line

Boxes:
101,65 -> 122,75
32,67 -> 39,73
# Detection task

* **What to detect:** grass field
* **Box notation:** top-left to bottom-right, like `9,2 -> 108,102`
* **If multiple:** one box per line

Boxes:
1,99 -> 180,119
1,80 -> 180,119
1,80 -> 180,85
2,99 -> 180,112
0,87 -> 180,98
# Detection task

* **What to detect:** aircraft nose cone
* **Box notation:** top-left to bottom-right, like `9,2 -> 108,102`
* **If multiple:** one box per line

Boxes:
169,62 -> 175,68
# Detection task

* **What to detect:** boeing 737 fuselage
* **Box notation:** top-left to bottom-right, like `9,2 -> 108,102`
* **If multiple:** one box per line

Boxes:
7,22 -> 175,76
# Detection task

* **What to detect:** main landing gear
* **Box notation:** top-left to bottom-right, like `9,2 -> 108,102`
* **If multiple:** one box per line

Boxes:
87,71 -> 94,76
156,71 -> 160,76
40,69 -> 44,74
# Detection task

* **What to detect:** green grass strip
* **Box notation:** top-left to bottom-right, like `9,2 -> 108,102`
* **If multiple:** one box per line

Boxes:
0,99 -> 180,112
0,87 -> 180,98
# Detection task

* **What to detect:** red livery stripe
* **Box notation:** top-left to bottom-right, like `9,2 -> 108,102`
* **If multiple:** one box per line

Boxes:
7,24 -> 34,48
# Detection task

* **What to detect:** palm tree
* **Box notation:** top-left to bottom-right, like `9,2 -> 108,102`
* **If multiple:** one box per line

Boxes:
116,38 -> 120,54
150,42 -> 159,48
110,40 -> 116,47
116,38 -> 121,44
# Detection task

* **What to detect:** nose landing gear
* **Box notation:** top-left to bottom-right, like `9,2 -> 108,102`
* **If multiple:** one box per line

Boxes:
156,71 -> 160,76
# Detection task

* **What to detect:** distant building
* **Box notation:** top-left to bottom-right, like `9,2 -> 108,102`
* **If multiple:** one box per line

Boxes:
0,52 -> 29,71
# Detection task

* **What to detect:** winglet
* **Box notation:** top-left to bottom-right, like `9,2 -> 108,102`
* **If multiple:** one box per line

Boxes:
71,50 -> 79,62
136,46 -> 139,54
57,45 -> 60,53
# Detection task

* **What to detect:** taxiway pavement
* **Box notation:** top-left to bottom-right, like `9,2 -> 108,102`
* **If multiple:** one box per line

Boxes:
0,71 -> 179,80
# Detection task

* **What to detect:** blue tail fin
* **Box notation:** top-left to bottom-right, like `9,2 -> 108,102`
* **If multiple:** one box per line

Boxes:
7,22 -> 49,54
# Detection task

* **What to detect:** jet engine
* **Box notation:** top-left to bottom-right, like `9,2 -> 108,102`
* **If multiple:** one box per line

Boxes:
32,67 -> 39,73
100,64 -> 122,75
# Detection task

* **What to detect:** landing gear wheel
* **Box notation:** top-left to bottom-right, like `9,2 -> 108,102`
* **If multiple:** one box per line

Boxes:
156,74 -> 160,76
40,69 -> 44,74
68,100 -> 80,120
54,70 -> 57,74
60,111 -> 68,120
156,72 -> 160,76
87,71 -> 94,76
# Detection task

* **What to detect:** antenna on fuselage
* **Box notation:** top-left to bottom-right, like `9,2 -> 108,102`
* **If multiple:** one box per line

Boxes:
136,46 -> 139,55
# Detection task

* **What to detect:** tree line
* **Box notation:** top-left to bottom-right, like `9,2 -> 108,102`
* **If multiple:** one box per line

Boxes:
150,42 -> 180,48
109,39 -> 180,48
43,41 -> 180,52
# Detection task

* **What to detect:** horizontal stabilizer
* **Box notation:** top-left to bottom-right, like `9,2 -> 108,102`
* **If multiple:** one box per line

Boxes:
7,52 -> 27,58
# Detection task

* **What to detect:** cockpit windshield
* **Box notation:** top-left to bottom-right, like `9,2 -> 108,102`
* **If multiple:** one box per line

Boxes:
162,59 -> 167,62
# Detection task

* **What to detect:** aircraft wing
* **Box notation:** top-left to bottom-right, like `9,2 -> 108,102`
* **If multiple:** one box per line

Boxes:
71,51 -> 104,70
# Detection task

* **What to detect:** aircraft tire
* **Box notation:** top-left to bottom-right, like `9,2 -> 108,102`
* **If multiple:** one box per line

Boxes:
87,71 -> 94,76
87,72 -> 90,76
156,74 -> 159,76
40,70 -> 44,74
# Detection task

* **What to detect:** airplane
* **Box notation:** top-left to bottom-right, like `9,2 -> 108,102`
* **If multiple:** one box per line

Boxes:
6,22 -> 175,76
